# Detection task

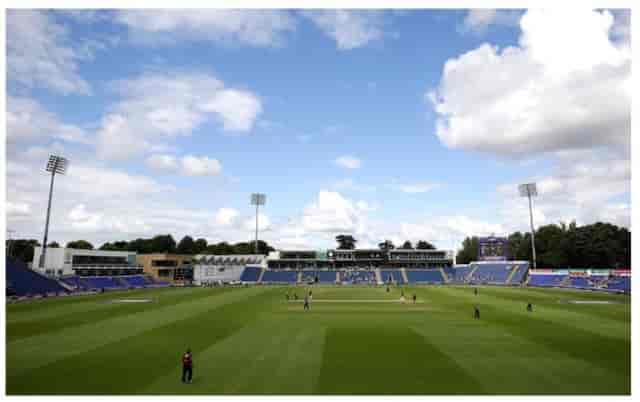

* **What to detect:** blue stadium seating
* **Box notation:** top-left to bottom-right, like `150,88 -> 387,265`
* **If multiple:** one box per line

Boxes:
567,277 -> 590,288
83,276 -> 124,289
527,274 -> 566,287
300,270 -> 337,283
508,263 -> 530,284
341,270 -> 376,284
121,275 -> 147,288
6,257 -> 68,296
450,265 -> 473,283
60,276 -> 87,290
261,270 -> 297,283
406,269 -> 444,284
469,263 -> 514,284
380,269 -> 404,284
240,266 -> 262,282
606,277 -> 630,292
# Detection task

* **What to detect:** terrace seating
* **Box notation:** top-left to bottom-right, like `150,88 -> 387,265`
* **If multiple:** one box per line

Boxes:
261,270 -> 298,284
567,277 -> 590,288
508,263 -> 529,284
6,257 -> 68,296
120,275 -> 147,288
340,270 -> 376,284
405,269 -> 444,284
450,265 -> 473,283
380,269 -> 404,284
240,267 -> 262,282
301,270 -> 337,283
527,274 -> 566,287
60,276 -> 88,290
468,263 -> 515,284
606,277 -> 630,292
83,276 -> 124,290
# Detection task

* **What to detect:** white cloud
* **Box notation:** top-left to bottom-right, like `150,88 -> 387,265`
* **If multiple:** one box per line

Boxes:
430,9 -> 630,158
7,202 -> 32,217
496,155 -> 630,230
335,155 -> 362,169
181,155 -> 222,176
462,9 -> 521,34
146,154 -> 222,176
301,191 -> 366,233
214,208 -> 239,226
394,182 -> 439,194
146,154 -> 178,171
7,96 -> 88,144
115,10 -> 295,47
201,89 -> 263,132
96,72 -> 263,160
301,10 -> 386,50
7,10 -> 90,95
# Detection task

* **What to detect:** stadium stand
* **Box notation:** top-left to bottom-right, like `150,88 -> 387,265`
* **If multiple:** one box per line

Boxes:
341,269 -> 376,284
240,266 -> 262,282
528,274 -> 567,287
607,276 -> 630,292
83,276 -> 124,290
120,275 -> 147,288
468,263 -> 513,284
405,269 -> 445,284
6,257 -> 68,297
261,270 -> 298,284
508,263 -> 529,284
380,269 -> 405,284
449,265 -> 473,283
301,270 -> 337,283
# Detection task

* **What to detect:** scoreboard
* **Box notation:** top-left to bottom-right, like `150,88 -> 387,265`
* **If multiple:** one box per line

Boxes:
478,236 -> 509,261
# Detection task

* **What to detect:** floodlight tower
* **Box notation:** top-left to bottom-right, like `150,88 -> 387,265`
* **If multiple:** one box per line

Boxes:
40,155 -> 68,269
518,182 -> 538,269
250,193 -> 266,254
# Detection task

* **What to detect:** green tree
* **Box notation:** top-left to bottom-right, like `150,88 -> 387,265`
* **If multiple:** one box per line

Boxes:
177,236 -> 197,255
400,241 -> 413,250
66,240 -> 94,250
150,235 -> 176,253
47,241 -> 60,248
378,240 -> 395,250
335,235 -> 357,250
194,238 -> 208,254
456,236 -> 479,264
6,239 -> 40,263
416,240 -> 436,250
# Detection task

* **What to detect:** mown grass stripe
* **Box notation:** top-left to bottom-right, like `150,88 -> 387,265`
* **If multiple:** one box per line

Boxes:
6,287 -> 268,377
315,325 -> 485,394
7,287 -> 222,342
7,288 -> 279,395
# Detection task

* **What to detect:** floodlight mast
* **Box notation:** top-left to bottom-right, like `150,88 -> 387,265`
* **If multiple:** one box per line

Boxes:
250,193 -> 266,254
40,155 -> 68,269
518,183 -> 538,269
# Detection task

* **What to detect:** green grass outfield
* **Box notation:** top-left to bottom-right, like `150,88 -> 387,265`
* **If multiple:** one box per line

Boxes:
6,285 -> 630,395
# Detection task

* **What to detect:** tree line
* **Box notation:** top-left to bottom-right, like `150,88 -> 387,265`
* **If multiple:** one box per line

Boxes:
6,235 -> 276,264
334,235 -> 436,250
455,221 -> 631,268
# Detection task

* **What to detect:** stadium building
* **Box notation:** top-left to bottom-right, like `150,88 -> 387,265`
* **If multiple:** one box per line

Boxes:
193,254 -> 267,285
136,253 -> 194,285
31,247 -> 140,277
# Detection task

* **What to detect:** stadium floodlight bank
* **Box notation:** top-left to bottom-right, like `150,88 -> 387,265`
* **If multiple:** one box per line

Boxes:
40,155 -> 68,269
518,182 -> 538,269
250,193 -> 266,254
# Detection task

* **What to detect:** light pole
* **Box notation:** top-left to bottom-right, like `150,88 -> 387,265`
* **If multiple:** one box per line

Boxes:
518,183 -> 538,269
250,193 -> 266,254
7,229 -> 15,259
40,155 -> 68,269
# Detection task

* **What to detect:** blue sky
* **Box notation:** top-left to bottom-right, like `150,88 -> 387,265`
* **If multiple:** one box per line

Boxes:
6,9 -> 631,250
